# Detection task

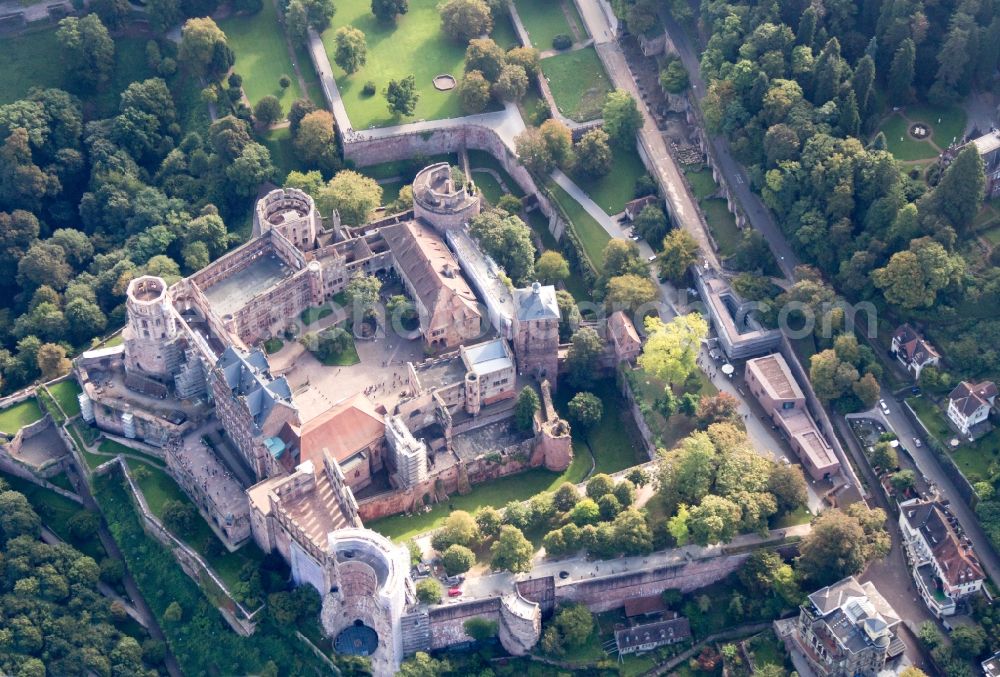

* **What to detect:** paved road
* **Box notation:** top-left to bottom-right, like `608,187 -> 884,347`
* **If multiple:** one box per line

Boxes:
872,394 -> 1000,585
833,416 -> 936,672
660,12 -> 800,280
64,463 -> 183,677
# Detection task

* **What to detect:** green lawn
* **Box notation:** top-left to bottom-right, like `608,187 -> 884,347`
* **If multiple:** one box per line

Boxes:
878,113 -> 939,162
469,149 -> 526,197
568,145 -> 648,215
316,340 -> 361,366
261,126 -> 304,183
0,398 -> 44,435
905,396 -> 996,482
540,47 -> 612,122
367,466 -> 585,541
322,0 -> 507,129
907,396 -> 952,441
380,179 -> 403,206
546,180 -> 610,271
124,457 -> 264,590
471,170 -> 506,205
514,0 -> 579,50
701,197 -> 741,258
491,11 -> 521,50
48,380 -> 82,418
300,306 -> 333,325
685,166 -> 717,200
905,102 -> 967,148
0,29 -> 65,104
770,504 -> 813,529
220,0 -> 306,113
554,379 -> 644,474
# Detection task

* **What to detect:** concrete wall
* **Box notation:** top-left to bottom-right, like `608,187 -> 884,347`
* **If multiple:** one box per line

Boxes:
428,597 -> 501,649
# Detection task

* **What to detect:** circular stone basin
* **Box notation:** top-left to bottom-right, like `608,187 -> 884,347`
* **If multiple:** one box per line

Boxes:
433,74 -> 457,91
909,123 -> 930,139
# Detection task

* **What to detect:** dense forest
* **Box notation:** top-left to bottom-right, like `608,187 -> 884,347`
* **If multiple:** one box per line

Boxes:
689,0 -> 1000,379
0,3 -> 290,395
0,480 -> 163,675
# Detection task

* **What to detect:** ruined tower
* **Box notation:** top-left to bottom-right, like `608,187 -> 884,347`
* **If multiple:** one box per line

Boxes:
122,276 -> 180,380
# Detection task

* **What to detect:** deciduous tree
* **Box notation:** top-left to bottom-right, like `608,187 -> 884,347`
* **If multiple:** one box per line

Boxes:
514,385 -> 540,432
639,314 -> 708,387
439,0 -> 492,43
602,90 -> 642,146
458,70 -> 491,114
566,326 -> 603,387
491,524 -> 533,572
372,0 -> 408,22
333,26 -> 368,75
318,170 -> 382,225
574,127 -> 612,176
384,75 -> 419,117
56,15 -> 115,89
536,250 -> 569,284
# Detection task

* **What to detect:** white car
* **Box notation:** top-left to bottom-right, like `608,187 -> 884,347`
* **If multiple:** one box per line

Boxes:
879,399 -> 890,414
913,437 -> 922,448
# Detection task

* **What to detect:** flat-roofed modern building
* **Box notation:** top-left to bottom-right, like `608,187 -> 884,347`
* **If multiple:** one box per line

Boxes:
745,353 -> 840,480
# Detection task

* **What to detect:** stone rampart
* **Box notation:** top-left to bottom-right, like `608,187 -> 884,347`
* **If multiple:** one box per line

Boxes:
428,597 -> 501,649
342,125 -> 565,242
554,553 -> 747,613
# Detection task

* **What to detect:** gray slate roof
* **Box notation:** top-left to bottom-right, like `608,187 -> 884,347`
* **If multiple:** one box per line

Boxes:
217,346 -> 293,434
514,282 -> 560,321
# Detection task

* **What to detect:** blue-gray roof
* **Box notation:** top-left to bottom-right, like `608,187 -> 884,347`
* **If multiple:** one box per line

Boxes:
514,283 -> 560,322
217,346 -> 294,433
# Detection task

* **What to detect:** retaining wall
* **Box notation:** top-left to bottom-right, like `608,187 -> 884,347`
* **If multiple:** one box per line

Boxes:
551,553 -> 747,613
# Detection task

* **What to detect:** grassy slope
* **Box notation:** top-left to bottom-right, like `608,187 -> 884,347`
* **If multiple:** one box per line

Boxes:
568,144 -> 647,215
221,0 -> 305,112
48,380 -> 82,418
546,180 -> 610,271
513,0 -> 573,50
540,47 -> 612,122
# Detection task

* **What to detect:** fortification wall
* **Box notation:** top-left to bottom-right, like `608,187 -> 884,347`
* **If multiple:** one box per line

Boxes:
343,126 -> 565,241
427,598 -> 501,649
554,554 -> 747,613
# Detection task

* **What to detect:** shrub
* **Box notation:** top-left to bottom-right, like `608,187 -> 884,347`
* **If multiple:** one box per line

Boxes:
416,578 -> 442,604
552,34 -> 572,50
279,74 -> 292,89
362,80 -> 377,96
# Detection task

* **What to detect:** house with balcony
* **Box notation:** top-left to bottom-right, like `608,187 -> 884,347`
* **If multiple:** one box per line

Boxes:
899,498 -> 985,617
777,576 -> 904,677
890,324 -> 939,380
946,380 -> 996,437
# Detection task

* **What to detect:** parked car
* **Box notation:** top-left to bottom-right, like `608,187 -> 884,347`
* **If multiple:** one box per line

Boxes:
647,254 -> 657,262
913,437 -> 922,447
448,586 -> 462,597
879,399 -> 890,414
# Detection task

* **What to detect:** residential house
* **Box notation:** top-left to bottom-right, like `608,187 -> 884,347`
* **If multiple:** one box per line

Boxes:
982,650 -> 1000,677
946,380 -> 997,437
779,576 -> 904,677
898,497 -> 984,617
890,324 -> 939,380
615,614 -> 690,656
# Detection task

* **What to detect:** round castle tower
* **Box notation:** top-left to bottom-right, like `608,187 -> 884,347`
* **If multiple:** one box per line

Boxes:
412,162 -> 481,232
320,529 -> 413,674
122,276 -> 179,380
254,187 -> 320,250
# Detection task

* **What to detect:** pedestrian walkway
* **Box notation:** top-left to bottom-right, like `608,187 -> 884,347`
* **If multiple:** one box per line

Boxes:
573,0 -> 721,270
